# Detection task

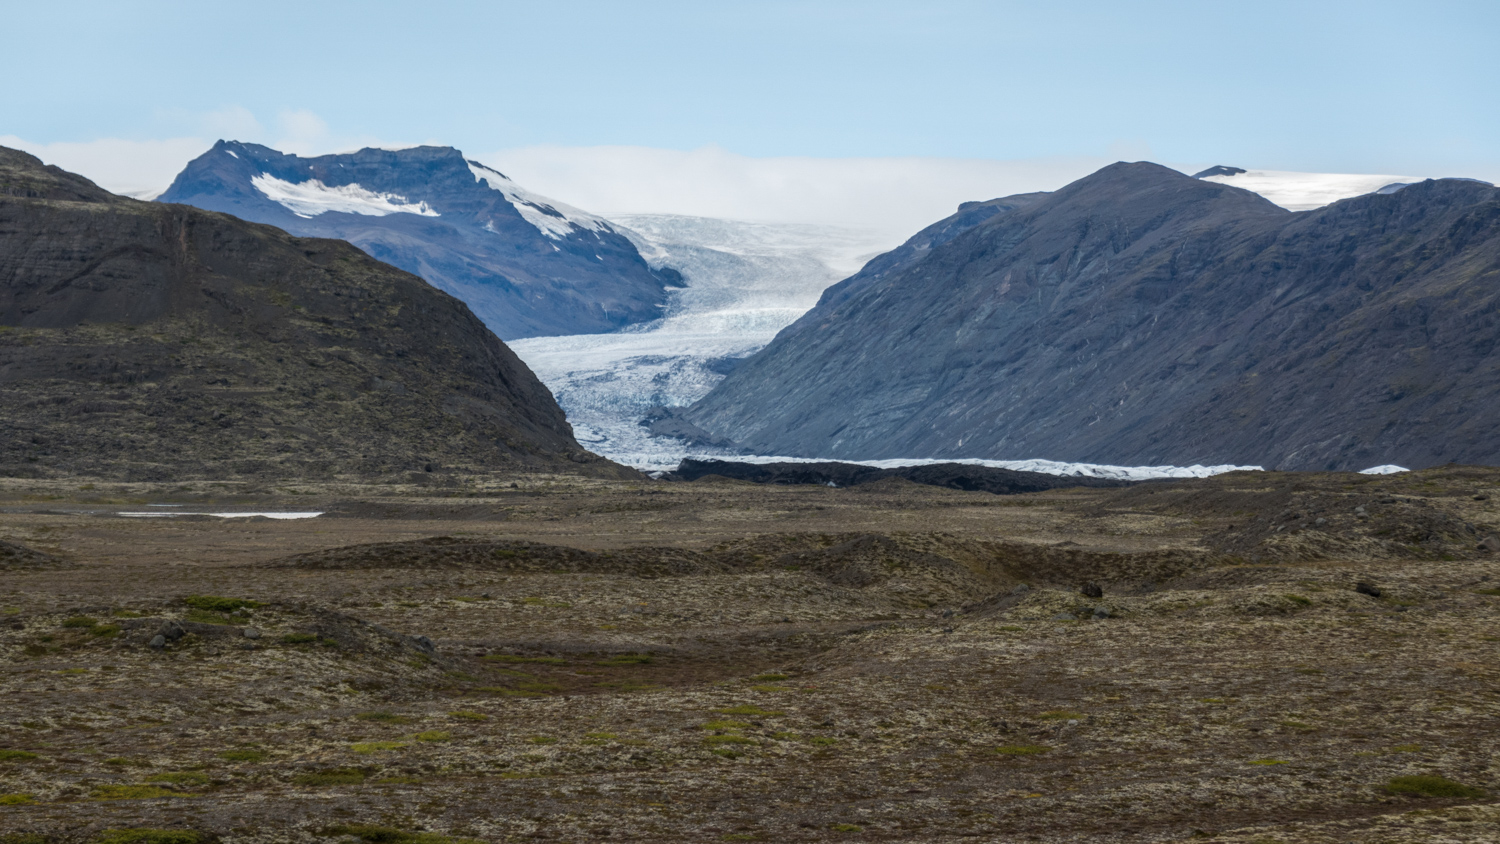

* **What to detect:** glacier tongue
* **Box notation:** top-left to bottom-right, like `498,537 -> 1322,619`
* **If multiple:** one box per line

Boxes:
508,214 -> 893,467
508,212 -> 1265,481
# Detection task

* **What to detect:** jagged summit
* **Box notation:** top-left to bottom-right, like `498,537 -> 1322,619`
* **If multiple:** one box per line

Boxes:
159,142 -> 683,339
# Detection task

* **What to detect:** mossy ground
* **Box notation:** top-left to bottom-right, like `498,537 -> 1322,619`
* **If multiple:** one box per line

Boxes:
0,468 -> 1497,841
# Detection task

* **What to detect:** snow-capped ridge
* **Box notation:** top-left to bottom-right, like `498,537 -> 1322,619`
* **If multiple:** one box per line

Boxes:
249,173 -> 439,219
467,160 -> 610,240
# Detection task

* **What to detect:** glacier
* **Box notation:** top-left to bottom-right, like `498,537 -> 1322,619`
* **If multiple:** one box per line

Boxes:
508,214 -> 1266,479
509,214 -> 892,468
509,171 -> 1435,479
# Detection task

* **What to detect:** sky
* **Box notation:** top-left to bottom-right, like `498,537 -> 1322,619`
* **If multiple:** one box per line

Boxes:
3,0 -> 1496,232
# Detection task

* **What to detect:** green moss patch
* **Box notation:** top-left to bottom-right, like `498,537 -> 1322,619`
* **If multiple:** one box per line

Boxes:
94,831 -> 204,844
355,712 -> 415,724
325,824 -> 480,844
293,769 -> 366,786
92,784 -> 179,800
597,652 -> 653,666
0,750 -> 39,762
1385,775 -> 1486,798
715,705 -> 782,717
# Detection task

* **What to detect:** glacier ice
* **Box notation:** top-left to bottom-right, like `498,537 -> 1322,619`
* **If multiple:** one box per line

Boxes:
509,214 -> 892,467
508,213 -> 1263,481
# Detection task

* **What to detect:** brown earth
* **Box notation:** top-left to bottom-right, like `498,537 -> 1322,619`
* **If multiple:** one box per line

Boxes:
0,466 -> 1497,843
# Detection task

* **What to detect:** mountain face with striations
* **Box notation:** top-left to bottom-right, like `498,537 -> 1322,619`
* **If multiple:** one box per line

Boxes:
158,141 -> 683,339
683,162 -> 1500,471
0,146 -> 626,481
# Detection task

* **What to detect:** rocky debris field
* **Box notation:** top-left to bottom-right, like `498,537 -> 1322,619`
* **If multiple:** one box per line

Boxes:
0,466 -> 1497,843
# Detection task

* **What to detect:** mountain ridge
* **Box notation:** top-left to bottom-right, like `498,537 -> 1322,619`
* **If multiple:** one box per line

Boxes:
158,141 -> 683,339
0,145 -> 626,481
683,161 -> 1500,471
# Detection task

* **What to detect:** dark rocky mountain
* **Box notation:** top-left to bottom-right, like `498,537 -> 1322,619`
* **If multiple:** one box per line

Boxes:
158,141 -> 683,339
684,162 -> 1500,471
0,146 -> 626,481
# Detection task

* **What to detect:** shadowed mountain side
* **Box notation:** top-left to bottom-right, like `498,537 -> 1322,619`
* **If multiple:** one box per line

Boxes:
0,146 -> 628,481
684,162 -> 1500,471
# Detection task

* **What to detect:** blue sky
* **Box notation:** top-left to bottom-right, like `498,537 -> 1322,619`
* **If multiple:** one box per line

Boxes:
4,0 -> 1497,228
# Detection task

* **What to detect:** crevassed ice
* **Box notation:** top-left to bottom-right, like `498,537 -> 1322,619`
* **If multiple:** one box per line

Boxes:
1199,169 -> 1421,212
467,160 -> 609,240
251,174 -> 439,219
509,214 -> 896,470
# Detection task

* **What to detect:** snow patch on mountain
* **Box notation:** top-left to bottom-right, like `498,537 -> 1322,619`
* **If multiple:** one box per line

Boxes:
249,173 -> 439,218
1197,168 -> 1421,211
467,160 -> 609,240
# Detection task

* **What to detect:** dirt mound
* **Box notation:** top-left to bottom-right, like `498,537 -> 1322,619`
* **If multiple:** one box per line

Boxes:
770,534 -> 995,606
984,541 -> 1218,592
321,501 -> 516,521
268,536 -> 733,577
1094,470 -> 1494,564
0,538 -> 62,569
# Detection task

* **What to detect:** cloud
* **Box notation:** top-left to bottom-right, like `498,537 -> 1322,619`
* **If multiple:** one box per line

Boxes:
479,144 -> 1117,235
0,134 -> 215,199
1,107 -> 405,199
273,109 -> 331,155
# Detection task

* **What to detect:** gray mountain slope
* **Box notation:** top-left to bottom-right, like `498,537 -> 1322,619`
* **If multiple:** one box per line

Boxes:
0,146 -> 627,480
158,142 -> 682,339
683,162 -> 1500,471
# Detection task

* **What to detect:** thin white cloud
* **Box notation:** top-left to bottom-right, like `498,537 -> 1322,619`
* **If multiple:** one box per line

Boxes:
273,109 -> 331,155
481,144 -> 1117,236
0,134 -> 213,199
